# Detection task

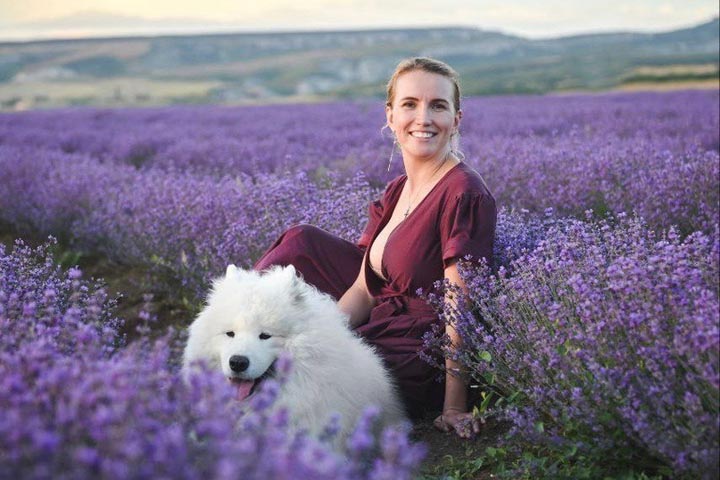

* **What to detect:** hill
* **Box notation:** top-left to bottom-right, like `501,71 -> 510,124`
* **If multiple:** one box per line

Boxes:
0,18 -> 717,109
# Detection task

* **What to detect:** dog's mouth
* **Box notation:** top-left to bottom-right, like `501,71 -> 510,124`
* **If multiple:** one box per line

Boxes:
228,362 -> 276,401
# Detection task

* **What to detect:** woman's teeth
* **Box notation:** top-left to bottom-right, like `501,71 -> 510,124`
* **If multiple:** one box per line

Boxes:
411,132 -> 435,138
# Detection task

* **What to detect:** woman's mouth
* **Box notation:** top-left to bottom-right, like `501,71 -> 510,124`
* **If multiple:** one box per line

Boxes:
410,131 -> 436,138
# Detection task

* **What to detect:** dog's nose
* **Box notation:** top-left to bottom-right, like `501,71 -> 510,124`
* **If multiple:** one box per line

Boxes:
229,355 -> 250,372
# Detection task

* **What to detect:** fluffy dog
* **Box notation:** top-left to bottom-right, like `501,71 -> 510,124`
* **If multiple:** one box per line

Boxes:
183,264 -> 406,445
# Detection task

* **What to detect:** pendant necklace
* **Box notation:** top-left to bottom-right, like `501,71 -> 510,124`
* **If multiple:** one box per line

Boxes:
403,158 -> 449,219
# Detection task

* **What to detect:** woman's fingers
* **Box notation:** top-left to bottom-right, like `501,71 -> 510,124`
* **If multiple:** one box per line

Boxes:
472,417 -> 482,434
435,412 -> 483,438
433,414 -> 451,432
454,416 -> 473,438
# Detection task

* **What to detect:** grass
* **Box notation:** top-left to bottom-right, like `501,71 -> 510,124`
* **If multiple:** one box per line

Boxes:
0,77 -> 224,109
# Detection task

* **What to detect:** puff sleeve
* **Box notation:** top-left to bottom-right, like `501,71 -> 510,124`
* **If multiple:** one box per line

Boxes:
440,192 -> 497,268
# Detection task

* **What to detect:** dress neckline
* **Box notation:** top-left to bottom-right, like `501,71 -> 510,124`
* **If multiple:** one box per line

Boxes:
366,161 -> 464,285
396,160 -> 463,224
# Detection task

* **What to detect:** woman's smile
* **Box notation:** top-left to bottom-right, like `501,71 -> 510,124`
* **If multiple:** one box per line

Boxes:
386,69 -> 460,163
410,131 -> 437,138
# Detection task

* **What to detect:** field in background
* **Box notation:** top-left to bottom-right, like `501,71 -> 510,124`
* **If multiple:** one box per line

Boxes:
1,18 -> 717,110
0,89 -> 717,479
0,78 -> 223,109
2,69 -> 716,110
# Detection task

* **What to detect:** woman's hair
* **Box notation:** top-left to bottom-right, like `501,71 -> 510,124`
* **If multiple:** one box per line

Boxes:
385,57 -> 461,112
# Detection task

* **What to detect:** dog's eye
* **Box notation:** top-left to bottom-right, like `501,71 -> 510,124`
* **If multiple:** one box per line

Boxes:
225,331 -> 235,338
259,332 -> 272,340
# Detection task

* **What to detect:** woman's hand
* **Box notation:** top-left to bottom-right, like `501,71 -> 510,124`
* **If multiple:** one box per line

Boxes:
433,408 -> 482,438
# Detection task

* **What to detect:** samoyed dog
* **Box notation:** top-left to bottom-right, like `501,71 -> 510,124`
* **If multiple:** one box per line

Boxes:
183,264 -> 406,445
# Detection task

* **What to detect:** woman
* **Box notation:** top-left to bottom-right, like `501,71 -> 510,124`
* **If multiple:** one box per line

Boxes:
255,57 -> 496,438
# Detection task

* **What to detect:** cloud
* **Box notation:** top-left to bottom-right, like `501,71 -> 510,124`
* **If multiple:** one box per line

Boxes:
0,0 -> 716,41
18,10 -> 216,29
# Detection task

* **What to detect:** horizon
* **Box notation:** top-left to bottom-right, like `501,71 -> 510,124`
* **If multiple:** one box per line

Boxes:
0,15 -> 718,45
0,0 -> 718,43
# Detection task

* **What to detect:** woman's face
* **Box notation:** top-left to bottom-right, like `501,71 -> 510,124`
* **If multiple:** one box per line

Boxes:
386,70 -> 461,163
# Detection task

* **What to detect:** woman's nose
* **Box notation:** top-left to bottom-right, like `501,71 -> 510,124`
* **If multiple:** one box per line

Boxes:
415,105 -> 432,124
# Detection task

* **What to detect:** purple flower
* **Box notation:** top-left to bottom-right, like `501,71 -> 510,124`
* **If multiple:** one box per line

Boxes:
425,214 -> 719,477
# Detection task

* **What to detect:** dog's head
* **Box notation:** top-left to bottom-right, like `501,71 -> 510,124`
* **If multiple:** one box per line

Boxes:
183,264 -> 312,400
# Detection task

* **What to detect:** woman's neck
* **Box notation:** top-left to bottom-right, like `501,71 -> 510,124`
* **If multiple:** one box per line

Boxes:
403,150 -> 459,193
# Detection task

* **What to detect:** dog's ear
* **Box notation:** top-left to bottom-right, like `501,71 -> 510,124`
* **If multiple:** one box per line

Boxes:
226,264 -> 251,279
224,264 -> 256,286
282,265 -> 306,305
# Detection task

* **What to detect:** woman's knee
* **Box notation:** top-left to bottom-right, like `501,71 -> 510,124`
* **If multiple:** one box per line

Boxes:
284,224 -> 323,242
254,224 -> 319,270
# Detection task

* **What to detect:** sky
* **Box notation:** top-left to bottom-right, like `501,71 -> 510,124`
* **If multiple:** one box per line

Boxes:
0,0 -> 717,42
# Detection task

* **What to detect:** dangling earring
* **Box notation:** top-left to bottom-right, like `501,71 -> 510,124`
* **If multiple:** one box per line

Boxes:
450,130 -> 464,161
387,136 -> 397,172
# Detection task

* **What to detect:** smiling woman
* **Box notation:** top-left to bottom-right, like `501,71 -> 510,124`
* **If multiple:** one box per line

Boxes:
386,70 -> 459,175
253,57 -> 497,440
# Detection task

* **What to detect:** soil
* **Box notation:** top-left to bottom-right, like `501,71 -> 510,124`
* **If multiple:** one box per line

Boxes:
1,227 -> 507,478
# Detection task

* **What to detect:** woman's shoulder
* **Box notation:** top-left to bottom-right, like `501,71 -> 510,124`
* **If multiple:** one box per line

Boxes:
386,173 -> 408,189
445,161 -> 494,200
381,173 -> 408,199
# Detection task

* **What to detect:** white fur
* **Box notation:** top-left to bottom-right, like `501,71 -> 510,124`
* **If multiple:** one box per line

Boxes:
183,264 -> 406,446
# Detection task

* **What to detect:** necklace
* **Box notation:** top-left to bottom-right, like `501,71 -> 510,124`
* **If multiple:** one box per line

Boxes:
403,158 -> 450,219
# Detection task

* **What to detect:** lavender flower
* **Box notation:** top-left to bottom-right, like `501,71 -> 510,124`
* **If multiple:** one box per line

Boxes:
0,241 -> 425,479
1,89 -> 717,478
427,214 -> 719,477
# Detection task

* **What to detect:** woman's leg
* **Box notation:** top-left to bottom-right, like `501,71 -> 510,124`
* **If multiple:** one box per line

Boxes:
254,224 -> 364,300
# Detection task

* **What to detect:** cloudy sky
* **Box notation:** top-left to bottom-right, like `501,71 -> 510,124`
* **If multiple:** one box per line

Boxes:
0,0 -> 717,42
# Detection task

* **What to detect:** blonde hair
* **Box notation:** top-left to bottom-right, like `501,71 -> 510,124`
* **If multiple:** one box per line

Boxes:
385,57 -> 461,112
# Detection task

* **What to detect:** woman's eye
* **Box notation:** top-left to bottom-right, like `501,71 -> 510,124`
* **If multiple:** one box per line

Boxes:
259,332 -> 272,340
402,102 -> 415,108
225,331 -> 234,338
432,103 -> 447,110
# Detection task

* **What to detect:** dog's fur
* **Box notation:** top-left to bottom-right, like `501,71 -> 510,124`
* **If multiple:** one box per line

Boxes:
183,264 -> 406,445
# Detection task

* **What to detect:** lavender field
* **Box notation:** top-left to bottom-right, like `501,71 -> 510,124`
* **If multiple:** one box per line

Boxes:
0,89 -> 718,479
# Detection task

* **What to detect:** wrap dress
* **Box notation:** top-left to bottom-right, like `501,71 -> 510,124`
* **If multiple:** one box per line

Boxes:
254,161 -> 496,417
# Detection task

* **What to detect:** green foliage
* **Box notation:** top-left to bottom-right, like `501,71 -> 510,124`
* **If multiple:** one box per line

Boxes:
621,71 -> 719,84
473,442 -> 668,480
45,241 -> 86,270
419,445 -> 487,480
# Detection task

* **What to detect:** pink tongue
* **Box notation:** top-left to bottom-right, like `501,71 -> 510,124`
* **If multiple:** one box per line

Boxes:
236,380 -> 255,401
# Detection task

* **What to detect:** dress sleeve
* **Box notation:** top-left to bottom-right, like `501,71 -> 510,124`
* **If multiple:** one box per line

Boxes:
440,192 -> 497,268
357,198 -> 383,250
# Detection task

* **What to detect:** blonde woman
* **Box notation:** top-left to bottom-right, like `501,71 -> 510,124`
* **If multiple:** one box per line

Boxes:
255,57 -> 496,438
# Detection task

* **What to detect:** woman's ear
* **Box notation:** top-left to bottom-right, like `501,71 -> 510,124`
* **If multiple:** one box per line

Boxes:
385,104 -> 393,130
455,109 -> 463,130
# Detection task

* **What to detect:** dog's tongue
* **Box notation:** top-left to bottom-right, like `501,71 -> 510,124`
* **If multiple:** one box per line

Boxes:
235,380 -> 255,401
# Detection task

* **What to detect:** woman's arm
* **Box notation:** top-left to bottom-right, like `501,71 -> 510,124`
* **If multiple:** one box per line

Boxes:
434,260 -> 482,438
338,256 -> 376,329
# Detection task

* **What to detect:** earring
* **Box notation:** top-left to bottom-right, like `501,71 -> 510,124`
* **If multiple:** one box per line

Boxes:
387,135 -> 397,172
450,130 -> 463,160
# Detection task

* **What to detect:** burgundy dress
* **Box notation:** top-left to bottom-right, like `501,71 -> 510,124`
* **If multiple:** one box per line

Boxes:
254,161 -> 496,417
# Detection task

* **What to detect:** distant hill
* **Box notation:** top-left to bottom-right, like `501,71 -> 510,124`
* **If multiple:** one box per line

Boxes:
0,18 -> 717,110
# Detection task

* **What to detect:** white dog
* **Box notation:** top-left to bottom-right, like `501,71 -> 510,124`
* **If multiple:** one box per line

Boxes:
183,264 -> 406,446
